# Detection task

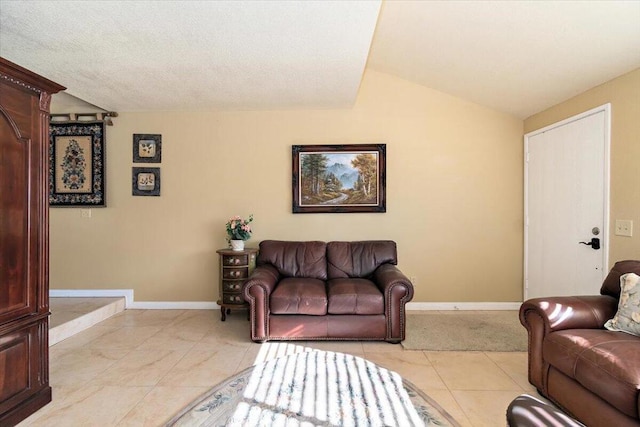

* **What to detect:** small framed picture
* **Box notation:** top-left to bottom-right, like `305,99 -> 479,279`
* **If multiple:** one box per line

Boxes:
133,134 -> 162,163
132,167 -> 161,196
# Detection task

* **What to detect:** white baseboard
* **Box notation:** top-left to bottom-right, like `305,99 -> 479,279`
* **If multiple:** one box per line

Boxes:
406,302 -> 522,311
50,290 -> 521,311
50,289 -> 134,308
50,289 -> 218,310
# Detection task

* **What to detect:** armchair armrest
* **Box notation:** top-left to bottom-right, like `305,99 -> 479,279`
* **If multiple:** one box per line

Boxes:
373,264 -> 414,341
519,295 -> 617,392
520,295 -> 617,333
243,265 -> 281,342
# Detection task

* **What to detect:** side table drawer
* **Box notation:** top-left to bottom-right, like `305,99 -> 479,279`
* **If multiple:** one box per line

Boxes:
222,293 -> 245,305
223,267 -> 248,279
216,247 -> 258,321
222,281 -> 244,293
223,254 -> 248,266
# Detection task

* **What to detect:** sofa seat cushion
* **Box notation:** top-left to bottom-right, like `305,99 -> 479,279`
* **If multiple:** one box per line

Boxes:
544,329 -> 640,418
270,277 -> 327,315
326,278 -> 384,315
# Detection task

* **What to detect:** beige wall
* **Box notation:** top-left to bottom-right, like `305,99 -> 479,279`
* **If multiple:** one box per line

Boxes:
524,68 -> 640,266
50,70 -> 524,303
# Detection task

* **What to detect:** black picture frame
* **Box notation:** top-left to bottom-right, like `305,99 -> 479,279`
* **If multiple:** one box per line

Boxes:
292,144 -> 386,213
132,167 -> 161,196
133,134 -> 162,163
49,121 -> 106,207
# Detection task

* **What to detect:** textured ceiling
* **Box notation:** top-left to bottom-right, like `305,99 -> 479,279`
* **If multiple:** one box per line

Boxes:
1,1 -> 639,118
0,1 -> 381,111
368,1 -> 640,118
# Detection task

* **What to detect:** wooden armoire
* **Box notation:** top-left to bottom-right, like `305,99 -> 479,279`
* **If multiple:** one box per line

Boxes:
0,57 -> 64,425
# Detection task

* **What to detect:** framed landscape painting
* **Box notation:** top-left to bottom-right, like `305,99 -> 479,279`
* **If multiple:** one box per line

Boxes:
292,144 -> 386,213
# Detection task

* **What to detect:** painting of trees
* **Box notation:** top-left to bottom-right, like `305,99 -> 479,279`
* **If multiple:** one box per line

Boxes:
301,153 -> 328,197
351,153 -> 377,201
293,144 -> 386,213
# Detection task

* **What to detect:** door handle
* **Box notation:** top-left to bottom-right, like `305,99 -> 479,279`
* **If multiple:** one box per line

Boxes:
579,237 -> 600,250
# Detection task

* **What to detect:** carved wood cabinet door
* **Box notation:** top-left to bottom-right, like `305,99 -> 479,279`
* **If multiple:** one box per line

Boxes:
0,57 -> 64,426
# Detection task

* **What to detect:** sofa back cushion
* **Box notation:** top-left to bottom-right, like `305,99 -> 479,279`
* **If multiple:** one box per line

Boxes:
601,260 -> 640,299
257,240 -> 327,280
327,241 -> 397,279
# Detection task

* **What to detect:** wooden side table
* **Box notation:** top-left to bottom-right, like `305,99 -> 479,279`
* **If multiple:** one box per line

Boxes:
216,248 -> 258,321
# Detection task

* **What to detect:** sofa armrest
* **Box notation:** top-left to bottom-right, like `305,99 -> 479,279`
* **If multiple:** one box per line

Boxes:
519,295 -> 618,392
373,264 -> 414,341
243,265 -> 281,342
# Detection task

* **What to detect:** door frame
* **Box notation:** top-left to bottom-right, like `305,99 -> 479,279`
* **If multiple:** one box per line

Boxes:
523,103 -> 611,300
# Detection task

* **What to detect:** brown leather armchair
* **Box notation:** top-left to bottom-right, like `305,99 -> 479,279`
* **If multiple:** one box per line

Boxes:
243,240 -> 414,343
520,260 -> 640,427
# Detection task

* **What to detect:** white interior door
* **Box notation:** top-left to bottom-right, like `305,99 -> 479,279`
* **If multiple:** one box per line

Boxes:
524,105 -> 610,299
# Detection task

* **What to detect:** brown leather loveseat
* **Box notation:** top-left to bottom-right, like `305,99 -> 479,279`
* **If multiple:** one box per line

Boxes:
520,260 -> 640,426
243,240 -> 414,343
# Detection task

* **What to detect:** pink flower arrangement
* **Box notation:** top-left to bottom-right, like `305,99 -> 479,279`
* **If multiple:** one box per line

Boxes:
226,214 -> 253,241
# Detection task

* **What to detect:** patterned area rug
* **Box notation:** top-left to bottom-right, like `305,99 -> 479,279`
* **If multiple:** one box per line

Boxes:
167,349 -> 459,426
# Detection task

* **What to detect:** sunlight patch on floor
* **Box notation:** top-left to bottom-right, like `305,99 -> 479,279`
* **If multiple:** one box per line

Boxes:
240,346 -> 424,426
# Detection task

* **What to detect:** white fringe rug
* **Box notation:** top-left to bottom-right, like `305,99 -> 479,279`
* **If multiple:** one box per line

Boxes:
167,349 -> 459,426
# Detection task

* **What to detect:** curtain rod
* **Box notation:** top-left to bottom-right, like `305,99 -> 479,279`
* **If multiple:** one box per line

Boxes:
51,93 -> 118,125
50,111 -> 118,126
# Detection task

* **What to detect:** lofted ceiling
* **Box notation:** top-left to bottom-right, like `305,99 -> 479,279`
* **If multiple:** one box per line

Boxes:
1,0 -> 638,119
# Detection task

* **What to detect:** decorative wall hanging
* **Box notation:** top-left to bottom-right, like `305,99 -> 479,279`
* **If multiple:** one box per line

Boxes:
49,121 -> 106,207
292,144 -> 386,213
133,134 -> 162,163
132,167 -> 161,196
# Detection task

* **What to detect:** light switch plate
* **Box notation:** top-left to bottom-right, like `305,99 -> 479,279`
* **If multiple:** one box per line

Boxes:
81,209 -> 92,218
615,220 -> 633,237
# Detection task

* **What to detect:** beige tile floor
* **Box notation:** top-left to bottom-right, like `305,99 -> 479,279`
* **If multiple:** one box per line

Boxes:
49,297 -> 124,328
19,307 -> 537,426
49,297 -> 126,345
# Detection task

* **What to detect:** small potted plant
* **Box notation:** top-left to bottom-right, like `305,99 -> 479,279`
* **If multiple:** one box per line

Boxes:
226,214 -> 253,251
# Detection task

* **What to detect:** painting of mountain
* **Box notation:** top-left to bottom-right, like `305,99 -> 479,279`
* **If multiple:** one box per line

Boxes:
327,162 -> 359,189
292,144 -> 386,213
